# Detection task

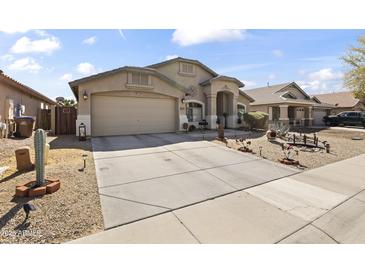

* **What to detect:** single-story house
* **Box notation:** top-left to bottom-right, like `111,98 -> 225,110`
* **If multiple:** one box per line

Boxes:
69,57 -> 254,137
314,91 -> 365,115
244,82 -> 334,126
0,70 -> 56,124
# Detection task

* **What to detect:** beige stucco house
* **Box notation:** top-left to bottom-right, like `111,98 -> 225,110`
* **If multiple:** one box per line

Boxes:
69,57 -> 254,137
245,82 -> 334,126
0,70 -> 56,124
314,91 -> 365,115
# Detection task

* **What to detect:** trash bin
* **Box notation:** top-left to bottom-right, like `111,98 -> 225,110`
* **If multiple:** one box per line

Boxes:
14,116 -> 35,138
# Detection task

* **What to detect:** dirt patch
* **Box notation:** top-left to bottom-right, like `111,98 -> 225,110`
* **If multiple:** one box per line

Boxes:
0,134 -> 103,243
213,128 -> 365,170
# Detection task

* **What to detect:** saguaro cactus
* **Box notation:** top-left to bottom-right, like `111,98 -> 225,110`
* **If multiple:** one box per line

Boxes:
34,129 -> 46,187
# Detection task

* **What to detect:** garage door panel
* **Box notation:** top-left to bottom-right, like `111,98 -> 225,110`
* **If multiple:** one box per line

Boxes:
91,95 -> 176,136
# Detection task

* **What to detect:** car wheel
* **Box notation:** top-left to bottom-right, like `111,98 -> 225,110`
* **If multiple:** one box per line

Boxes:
325,121 -> 332,126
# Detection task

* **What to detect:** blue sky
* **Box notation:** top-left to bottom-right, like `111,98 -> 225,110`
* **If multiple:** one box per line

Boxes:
0,29 -> 364,100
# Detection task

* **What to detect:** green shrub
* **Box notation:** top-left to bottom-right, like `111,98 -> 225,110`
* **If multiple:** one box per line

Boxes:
242,111 -> 269,129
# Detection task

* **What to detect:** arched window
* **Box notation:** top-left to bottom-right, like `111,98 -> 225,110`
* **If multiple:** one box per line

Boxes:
186,102 -> 202,122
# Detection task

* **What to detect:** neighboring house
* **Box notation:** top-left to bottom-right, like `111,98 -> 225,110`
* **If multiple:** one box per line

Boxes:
69,57 -> 254,137
244,82 -> 334,126
314,91 -> 365,115
0,70 -> 56,124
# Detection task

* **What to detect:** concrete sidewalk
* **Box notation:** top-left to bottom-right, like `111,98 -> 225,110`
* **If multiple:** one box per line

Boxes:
69,154 -> 365,244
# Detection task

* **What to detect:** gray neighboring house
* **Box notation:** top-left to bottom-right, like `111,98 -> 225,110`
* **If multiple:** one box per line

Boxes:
244,82 -> 334,126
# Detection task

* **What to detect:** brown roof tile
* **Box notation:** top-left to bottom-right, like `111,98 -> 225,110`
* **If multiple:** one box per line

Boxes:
314,92 -> 360,108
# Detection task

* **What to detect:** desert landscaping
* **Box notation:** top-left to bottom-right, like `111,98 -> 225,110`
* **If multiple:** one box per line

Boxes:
214,128 -> 365,170
0,135 -> 103,243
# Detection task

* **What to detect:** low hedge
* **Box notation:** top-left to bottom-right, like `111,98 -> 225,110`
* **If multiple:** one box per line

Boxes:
242,111 -> 269,129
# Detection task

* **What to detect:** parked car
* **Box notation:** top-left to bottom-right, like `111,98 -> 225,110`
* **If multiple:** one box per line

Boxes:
323,111 -> 365,128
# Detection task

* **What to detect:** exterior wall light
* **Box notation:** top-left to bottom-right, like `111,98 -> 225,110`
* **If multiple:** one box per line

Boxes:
83,90 -> 88,100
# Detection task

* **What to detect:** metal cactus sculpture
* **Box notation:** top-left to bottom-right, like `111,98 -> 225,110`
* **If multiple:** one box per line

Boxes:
34,129 -> 46,187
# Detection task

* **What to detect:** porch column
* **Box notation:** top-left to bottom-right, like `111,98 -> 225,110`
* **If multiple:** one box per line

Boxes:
226,95 -> 238,128
178,98 -> 189,131
279,105 -> 289,125
206,94 -> 217,129
308,106 -> 313,126
268,106 -> 273,123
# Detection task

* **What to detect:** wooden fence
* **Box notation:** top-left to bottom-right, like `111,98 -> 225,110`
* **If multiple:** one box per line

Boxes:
55,106 -> 77,135
36,108 -> 51,130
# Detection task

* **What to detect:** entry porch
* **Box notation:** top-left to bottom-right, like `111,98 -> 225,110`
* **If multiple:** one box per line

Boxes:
268,104 -> 314,127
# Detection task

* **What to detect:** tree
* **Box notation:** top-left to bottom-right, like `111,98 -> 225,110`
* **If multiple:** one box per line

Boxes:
56,97 -> 77,107
61,99 -> 77,107
342,34 -> 365,100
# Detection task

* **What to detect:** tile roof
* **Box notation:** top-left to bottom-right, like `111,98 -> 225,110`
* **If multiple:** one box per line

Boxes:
314,91 -> 360,108
0,70 -> 56,105
244,82 -> 313,105
147,57 -> 218,77
69,66 -> 191,99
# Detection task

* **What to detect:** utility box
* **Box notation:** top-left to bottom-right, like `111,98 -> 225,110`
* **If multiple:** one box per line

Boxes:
15,146 -> 33,171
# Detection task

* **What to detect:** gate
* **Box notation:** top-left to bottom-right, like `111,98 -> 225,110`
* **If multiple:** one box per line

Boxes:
36,108 -> 51,130
55,106 -> 77,135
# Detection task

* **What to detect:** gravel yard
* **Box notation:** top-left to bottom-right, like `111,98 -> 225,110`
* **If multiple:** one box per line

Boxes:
0,134 -> 103,243
213,128 -> 365,170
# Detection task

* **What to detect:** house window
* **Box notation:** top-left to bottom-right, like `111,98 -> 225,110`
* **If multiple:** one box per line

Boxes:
130,72 -> 150,86
186,102 -> 202,122
180,62 -> 195,75
237,104 -> 246,119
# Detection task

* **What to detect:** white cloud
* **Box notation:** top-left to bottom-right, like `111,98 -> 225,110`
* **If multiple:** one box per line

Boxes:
268,73 -> 276,80
0,54 -> 15,61
77,62 -> 96,75
60,73 -> 73,81
298,68 -> 344,93
240,80 -> 257,89
10,36 -> 61,54
83,36 -> 97,45
165,54 -> 178,60
34,30 -> 49,37
172,29 -> 246,46
272,49 -> 284,57
308,68 -> 343,81
8,57 -> 42,73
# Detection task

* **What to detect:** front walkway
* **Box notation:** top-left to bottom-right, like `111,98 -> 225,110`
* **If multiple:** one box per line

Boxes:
70,153 -> 365,243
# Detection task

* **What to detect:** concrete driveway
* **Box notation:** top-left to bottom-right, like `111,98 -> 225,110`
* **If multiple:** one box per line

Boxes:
91,133 -> 299,229
71,153 -> 365,244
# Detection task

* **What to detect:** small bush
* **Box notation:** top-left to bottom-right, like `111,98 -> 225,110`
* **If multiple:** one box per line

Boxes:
242,111 -> 269,130
188,125 -> 196,132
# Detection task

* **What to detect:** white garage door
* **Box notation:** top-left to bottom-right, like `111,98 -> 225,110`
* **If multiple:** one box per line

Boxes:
313,109 -> 327,126
91,94 -> 176,136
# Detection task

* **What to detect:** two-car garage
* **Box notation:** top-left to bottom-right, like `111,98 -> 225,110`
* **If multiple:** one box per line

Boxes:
91,92 -> 177,136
